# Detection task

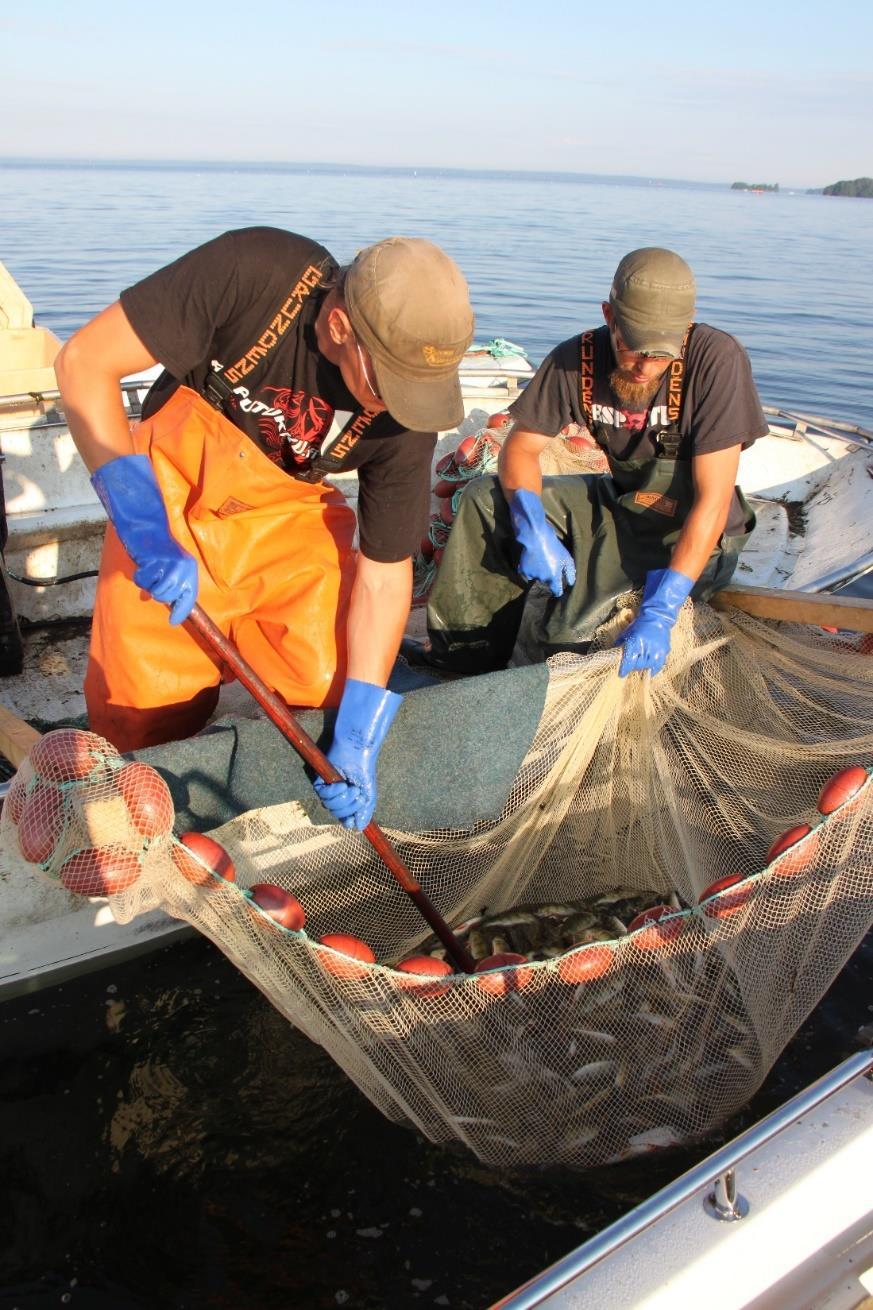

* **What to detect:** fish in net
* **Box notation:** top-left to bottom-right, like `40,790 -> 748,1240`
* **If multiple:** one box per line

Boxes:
2,602 -> 871,1168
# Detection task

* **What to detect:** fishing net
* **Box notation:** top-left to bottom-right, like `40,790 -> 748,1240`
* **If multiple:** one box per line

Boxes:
3,602 -> 872,1169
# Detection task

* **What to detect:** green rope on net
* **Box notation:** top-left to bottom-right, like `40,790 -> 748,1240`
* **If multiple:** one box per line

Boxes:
465,338 -> 529,359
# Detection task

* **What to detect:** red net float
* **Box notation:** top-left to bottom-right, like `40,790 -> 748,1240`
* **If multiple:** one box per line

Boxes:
433,547 -> 445,566
766,823 -> 819,877
454,435 -> 480,465
419,534 -> 434,561
486,412 -> 510,429
172,831 -> 236,887
816,765 -> 867,816
318,934 -> 376,980
699,873 -> 753,919
556,943 -> 615,986
17,784 -> 66,864
432,478 -> 457,499
438,498 -> 454,527
31,728 -> 107,782
395,955 -> 454,996
249,883 -> 306,931
58,845 -> 141,897
627,905 -> 684,951
434,452 -> 458,480
116,762 -> 174,839
474,952 -> 533,996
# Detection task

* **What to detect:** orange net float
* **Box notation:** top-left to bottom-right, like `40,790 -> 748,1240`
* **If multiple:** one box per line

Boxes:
817,765 -> 868,816
394,955 -> 454,997
486,412 -> 510,430
626,905 -> 684,951
30,728 -> 108,783
17,784 -> 66,865
474,953 -> 533,996
438,498 -> 454,528
248,883 -> 306,931
698,873 -> 754,920
766,823 -> 820,877
58,845 -> 141,897
317,934 -> 376,981
555,943 -> 615,986
172,831 -> 237,888
116,762 -> 174,840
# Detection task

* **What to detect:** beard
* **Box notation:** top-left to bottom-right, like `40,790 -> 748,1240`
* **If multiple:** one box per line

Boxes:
609,368 -> 663,411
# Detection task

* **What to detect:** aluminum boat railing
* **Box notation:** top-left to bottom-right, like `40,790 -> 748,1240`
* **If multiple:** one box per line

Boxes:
491,1049 -> 873,1309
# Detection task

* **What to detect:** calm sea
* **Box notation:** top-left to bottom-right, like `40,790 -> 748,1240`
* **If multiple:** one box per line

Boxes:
2,159 -> 873,428
0,162 -> 872,1310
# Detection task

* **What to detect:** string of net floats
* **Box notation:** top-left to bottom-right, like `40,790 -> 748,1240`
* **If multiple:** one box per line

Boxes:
2,601 -> 872,1169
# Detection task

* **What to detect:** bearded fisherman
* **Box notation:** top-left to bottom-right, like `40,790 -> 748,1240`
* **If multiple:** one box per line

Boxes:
54,228 -> 474,830
405,247 -> 765,677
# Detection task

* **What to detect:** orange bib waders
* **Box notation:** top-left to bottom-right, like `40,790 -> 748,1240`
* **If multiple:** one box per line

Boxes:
85,387 -> 357,752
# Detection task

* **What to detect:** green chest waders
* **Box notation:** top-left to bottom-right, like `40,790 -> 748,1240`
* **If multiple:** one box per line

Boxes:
424,330 -> 755,672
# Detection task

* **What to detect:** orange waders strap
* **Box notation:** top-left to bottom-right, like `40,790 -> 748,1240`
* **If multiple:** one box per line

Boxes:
579,324 -> 695,459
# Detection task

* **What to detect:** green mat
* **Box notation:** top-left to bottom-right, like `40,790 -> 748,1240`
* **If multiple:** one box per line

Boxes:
131,662 -> 549,835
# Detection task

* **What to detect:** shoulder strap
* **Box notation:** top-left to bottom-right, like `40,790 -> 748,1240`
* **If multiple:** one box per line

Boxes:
579,323 -> 697,457
289,407 -> 381,482
579,330 -> 596,429
204,255 -> 335,412
665,322 -> 695,425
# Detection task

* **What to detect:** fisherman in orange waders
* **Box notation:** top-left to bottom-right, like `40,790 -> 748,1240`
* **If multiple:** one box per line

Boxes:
405,248 -> 767,678
54,228 -> 474,830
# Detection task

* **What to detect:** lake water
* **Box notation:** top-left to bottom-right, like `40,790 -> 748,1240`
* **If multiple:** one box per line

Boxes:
2,159 -> 872,428
0,162 -> 872,1309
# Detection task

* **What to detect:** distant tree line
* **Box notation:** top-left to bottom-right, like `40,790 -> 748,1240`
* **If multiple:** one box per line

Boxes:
731,182 -> 779,191
821,177 -> 873,197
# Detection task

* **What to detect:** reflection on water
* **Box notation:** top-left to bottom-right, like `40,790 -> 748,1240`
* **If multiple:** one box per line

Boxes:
1,929 -> 870,1310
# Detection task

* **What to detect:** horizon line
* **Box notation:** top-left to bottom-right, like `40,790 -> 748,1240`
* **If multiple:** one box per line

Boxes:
0,155 -> 825,192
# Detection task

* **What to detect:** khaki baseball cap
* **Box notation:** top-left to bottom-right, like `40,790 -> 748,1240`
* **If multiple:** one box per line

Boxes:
344,237 -> 474,430
609,248 -> 696,357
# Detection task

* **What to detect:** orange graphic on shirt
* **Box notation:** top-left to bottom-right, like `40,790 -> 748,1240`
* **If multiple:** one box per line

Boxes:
258,388 -> 334,462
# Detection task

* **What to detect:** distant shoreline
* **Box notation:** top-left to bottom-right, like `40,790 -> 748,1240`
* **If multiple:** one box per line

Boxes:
0,156 -> 825,194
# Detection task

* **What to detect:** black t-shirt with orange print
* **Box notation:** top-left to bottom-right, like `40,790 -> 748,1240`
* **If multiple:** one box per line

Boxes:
508,323 -> 768,536
120,227 -> 437,562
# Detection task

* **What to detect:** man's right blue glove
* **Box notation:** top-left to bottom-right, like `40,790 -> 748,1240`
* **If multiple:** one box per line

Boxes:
313,679 -> 403,831
508,488 -> 576,598
91,453 -> 198,626
617,567 -> 695,677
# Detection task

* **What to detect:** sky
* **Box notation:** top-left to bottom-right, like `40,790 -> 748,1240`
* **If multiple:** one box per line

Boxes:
0,0 -> 870,189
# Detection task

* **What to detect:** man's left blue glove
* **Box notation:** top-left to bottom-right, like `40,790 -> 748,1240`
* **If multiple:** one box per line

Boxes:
313,679 -> 403,831
617,567 -> 695,677
91,453 -> 198,626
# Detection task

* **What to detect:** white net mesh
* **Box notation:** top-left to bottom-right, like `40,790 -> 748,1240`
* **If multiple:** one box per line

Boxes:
3,603 -> 872,1168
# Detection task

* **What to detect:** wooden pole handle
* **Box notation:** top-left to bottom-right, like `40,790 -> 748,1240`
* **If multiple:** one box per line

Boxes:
185,605 -> 476,973
0,703 -> 40,768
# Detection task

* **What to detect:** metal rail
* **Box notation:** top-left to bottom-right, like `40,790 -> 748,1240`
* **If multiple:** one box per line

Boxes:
491,1049 -> 873,1309
762,405 -> 873,445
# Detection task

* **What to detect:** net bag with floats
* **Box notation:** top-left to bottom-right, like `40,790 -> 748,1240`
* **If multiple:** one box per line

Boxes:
3,602 -> 872,1169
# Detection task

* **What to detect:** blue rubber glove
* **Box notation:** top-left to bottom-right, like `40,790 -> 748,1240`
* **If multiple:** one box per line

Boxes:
91,454 -> 198,626
618,567 -> 695,677
313,679 -> 403,831
509,488 -> 576,597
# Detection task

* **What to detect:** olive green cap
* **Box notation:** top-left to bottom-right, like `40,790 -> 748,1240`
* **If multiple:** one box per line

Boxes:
609,248 -> 696,358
